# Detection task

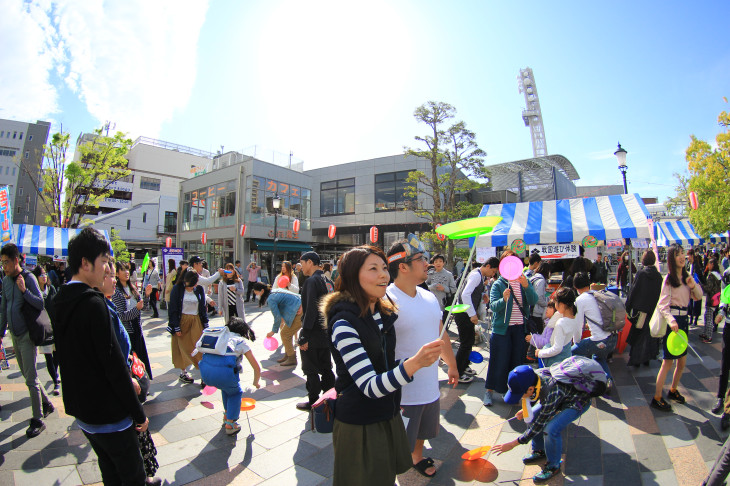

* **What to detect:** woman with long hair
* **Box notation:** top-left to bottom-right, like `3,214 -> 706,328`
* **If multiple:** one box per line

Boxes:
253,281 -> 302,366
321,246 -> 442,486
652,244 -> 703,412
167,269 -> 209,385
31,265 -> 60,396
625,250 -> 663,367
217,262 -> 245,322
616,250 -> 637,296
701,258 -> 722,343
273,260 -> 299,293
165,260 -> 188,303
113,261 -> 154,379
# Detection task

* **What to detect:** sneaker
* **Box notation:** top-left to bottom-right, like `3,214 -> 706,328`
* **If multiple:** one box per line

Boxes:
458,374 -> 474,384
200,381 -> 207,389
650,397 -> 673,412
667,389 -> 686,404
533,464 -> 561,483
483,390 -> 493,407
701,335 -> 713,344
26,419 -> 45,438
603,379 -> 614,398
179,372 -> 194,384
722,413 -> 730,431
465,367 -> 477,376
42,402 -> 55,418
296,401 -> 312,411
53,383 -> 60,396
145,478 -> 162,486
522,449 -> 547,464
712,397 -> 724,415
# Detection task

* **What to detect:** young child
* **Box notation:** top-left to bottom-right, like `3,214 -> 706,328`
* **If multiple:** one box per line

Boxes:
529,288 -> 582,367
198,317 -> 261,435
526,300 -> 558,355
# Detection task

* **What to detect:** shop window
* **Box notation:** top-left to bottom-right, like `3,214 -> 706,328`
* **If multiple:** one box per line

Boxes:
375,171 -> 415,211
320,178 -> 355,216
140,176 -> 161,191
164,211 -> 177,233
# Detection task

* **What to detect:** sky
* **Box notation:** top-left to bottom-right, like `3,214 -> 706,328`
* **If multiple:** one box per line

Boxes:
2,0 -> 730,203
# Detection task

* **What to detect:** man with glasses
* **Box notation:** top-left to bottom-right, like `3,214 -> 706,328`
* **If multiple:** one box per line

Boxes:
0,243 -> 53,438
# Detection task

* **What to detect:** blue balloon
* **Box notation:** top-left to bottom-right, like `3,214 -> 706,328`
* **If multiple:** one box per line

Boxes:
469,351 -> 484,363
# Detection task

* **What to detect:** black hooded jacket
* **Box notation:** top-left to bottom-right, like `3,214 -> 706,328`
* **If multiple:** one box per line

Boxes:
53,282 -> 145,426
625,265 -> 663,314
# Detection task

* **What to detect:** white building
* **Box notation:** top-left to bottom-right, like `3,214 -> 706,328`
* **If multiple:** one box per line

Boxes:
91,195 -> 178,250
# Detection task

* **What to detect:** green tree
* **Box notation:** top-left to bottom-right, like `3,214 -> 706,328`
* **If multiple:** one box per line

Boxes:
404,101 -> 490,264
663,172 -> 690,218
19,127 -> 133,228
685,102 -> 730,236
109,228 -> 130,263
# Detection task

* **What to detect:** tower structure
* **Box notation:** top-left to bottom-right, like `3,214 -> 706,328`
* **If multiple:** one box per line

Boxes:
517,67 -> 548,158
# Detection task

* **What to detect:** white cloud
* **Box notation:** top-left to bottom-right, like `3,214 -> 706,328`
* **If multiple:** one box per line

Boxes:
0,0 -> 209,138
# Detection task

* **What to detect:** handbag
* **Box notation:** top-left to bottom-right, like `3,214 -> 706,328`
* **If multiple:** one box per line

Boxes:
310,387 -> 338,433
130,352 -> 151,403
19,271 -> 53,346
649,276 -> 671,338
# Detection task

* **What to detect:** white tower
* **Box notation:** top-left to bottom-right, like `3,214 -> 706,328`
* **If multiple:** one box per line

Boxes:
517,67 -> 548,158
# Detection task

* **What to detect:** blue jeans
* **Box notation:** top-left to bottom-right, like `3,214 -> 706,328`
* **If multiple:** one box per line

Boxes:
200,356 -> 243,421
531,405 -> 589,468
571,333 -> 617,379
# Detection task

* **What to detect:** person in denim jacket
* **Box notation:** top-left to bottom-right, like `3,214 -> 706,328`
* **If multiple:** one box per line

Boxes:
254,281 -> 303,367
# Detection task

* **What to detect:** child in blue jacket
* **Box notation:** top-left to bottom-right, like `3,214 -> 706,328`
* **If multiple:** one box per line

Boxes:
198,317 -> 261,435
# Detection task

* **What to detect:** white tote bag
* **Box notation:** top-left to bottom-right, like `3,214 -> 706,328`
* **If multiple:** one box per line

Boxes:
649,276 -> 671,338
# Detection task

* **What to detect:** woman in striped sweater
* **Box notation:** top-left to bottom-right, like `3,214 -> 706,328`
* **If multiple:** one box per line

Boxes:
113,261 -> 154,379
320,246 -> 443,486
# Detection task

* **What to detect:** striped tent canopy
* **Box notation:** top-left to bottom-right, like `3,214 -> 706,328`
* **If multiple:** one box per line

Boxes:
708,233 -> 729,244
13,225 -> 114,257
474,194 -> 651,247
654,219 -> 703,247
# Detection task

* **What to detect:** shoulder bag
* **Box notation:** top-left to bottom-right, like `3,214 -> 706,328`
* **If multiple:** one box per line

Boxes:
649,276 -> 670,338
18,271 -> 53,346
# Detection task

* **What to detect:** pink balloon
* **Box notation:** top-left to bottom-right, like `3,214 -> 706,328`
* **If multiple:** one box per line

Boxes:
277,276 -> 290,288
499,255 -> 524,281
202,385 -> 217,396
263,336 -> 279,351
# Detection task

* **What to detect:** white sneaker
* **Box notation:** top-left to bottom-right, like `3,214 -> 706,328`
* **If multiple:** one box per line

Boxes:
465,367 -> 477,376
458,374 -> 474,384
483,390 -> 493,406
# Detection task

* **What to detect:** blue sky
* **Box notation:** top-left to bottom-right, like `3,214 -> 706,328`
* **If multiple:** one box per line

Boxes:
2,0 -> 729,203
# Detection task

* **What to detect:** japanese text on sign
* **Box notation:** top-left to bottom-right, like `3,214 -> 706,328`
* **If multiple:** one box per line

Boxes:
0,186 -> 12,242
529,244 -> 579,260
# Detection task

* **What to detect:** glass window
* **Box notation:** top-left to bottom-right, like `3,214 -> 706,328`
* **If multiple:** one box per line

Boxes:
140,176 -> 161,191
11,167 -> 15,176
375,171 -> 415,211
320,178 -> 355,216
142,212 -> 147,223
126,219 -> 131,230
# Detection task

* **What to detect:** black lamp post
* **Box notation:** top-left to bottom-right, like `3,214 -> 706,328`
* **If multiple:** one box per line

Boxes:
271,193 -> 281,281
614,143 -> 628,195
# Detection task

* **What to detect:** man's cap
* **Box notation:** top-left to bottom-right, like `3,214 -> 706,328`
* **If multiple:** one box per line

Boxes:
189,256 -> 202,265
503,365 -> 537,404
300,251 -> 321,265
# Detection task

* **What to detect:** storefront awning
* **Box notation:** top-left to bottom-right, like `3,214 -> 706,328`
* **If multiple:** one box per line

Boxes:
654,220 -> 704,247
252,239 -> 313,252
13,225 -> 114,257
708,233 -> 729,244
475,194 -> 651,247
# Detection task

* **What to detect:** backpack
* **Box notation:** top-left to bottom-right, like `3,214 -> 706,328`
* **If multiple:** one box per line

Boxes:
193,326 -> 231,356
322,275 -> 335,294
548,356 -> 608,394
585,290 -> 626,333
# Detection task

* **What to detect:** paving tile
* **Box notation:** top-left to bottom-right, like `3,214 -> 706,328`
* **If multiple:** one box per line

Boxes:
566,405 -> 599,438
655,416 -> 694,449
158,415 -> 221,443
599,419 -> 633,455
601,452 -> 641,486
640,468 -> 679,486
693,421 -> 725,462
667,444 -> 709,486
458,414 -> 506,448
251,416 -> 309,450
564,436 -> 602,476
296,443 -> 334,478
258,465 -> 326,486
298,429 -> 333,449
615,385 -> 649,408
13,465 -> 83,486
521,461 -> 564,485
247,437 -> 319,479
154,435 -> 216,467
41,442 -> 95,467
186,465 -> 264,485
563,474 -> 602,485
75,461 -> 102,485
632,433 -> 672,472
156,458 -> 205,485
427,447 -> 500,485
625,406 -> 659,435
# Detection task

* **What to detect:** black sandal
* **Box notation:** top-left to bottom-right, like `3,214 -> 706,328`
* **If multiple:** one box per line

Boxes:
413,457 -> 436,477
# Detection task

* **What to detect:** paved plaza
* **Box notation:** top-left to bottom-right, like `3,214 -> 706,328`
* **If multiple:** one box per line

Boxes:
0,302 -> 727,485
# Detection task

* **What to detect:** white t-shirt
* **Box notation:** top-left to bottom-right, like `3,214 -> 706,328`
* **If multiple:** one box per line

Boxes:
182,290 -> 199,315
576,291 -> 610,341
537,316 -> 581,358
387,283 -> 442,406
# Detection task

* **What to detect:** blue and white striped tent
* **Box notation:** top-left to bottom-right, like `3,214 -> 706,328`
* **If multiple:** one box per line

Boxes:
475,194 -> 651,247
708,233 -> 729,244
13,225 -> 113,257
654,219 -> 703,247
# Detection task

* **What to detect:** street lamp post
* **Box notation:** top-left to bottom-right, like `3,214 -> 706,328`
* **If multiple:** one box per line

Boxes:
614,143 -> 628,195
271,193 -> 281,282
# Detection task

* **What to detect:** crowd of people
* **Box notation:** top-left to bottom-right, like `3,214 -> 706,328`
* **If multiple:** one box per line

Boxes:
5,228 -> 730,484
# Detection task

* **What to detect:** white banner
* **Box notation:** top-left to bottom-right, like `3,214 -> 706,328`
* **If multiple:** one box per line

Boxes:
630,238 -> 649,249
529,244 -> 580,260
476,247 -> 497,263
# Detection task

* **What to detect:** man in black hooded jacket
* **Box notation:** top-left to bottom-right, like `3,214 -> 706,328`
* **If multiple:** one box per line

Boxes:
54,228 -> 148,485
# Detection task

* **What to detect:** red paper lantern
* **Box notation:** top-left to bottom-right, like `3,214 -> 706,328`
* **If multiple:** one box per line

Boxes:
328,224 -> 336,239
240,224 -> 246,237
293,219 -> 301,233
689,191 -> 699,210
165,237 -> 172,248
369,226 -> 379,243
201,232 -> 207,244
435,223 -> 446,241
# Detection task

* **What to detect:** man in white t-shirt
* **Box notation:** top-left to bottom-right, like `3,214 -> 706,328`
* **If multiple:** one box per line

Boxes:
386,241 -> 458,478
571,272 -> 617,388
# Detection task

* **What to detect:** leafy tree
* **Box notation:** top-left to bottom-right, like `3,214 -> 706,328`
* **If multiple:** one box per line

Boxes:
663,172 -> 690,218
404,101 -> 490,264
19,128 -> 133,228
109,228 -> 130,263
685,103 -> 730,236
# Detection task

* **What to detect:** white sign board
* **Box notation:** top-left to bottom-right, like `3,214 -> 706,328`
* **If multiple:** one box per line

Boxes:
630,238 -> 649,249
476,247 -> 497,263
529,244 -> 580,260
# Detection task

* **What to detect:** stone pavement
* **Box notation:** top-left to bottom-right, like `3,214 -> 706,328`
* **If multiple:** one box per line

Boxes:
0,301 -> 727,485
